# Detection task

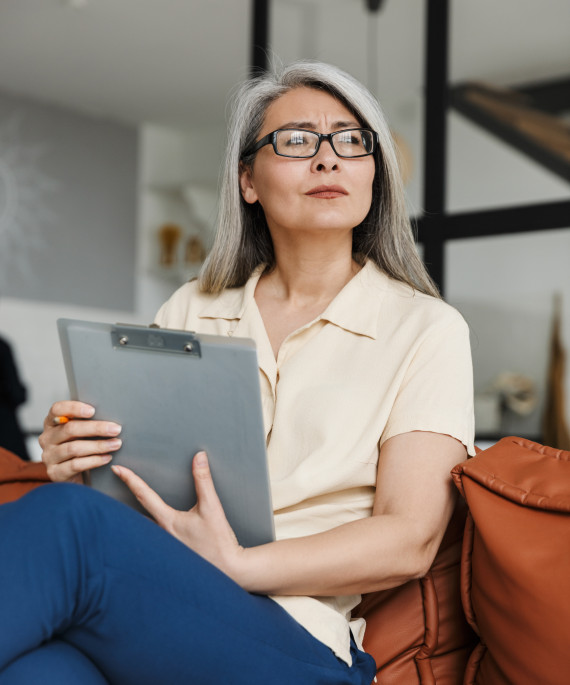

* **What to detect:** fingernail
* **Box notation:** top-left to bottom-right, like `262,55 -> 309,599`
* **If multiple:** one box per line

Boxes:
101,455 -> 113,464
106,423 -> 122,436
111,465 -> 122,477
194,451 -> 207,466
108,439 -> 122,449
81,406 -> 95,418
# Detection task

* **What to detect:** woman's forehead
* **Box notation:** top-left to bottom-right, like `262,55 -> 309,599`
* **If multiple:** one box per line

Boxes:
261,87 -> 360,133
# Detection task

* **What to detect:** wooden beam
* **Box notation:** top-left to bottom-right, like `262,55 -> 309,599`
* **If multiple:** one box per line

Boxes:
515,76 -> 570,115
449,82 -> 570,182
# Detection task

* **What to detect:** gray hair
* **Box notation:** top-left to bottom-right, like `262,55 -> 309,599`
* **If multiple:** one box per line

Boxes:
199,60 -> 439,298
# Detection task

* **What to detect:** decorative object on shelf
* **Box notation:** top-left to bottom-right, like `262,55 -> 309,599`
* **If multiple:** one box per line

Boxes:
185,235 -> 206,265
542,293 -> 570,450
492,371 -> 537,417
158,223 -> 182,267
145,183 -> 215,284
475,372 -> 538,439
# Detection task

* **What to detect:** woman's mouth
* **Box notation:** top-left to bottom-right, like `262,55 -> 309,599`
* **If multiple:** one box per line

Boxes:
306,185 -> 348,199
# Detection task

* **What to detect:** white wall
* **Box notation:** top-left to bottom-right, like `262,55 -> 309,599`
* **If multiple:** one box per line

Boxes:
0,88 -> 138,309
135,123 -> 224,321
0,122 -> 225,452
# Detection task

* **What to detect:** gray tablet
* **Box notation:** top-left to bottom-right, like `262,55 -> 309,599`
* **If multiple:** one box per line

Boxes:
58,318 -> 274,548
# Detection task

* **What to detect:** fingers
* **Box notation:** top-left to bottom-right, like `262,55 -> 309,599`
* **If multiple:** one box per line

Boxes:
42,440 -> 120,481
192,452 -> 224,515
44,401 -> 95,429
112,465 -> 173,527
113,452 -> 222,522
49,418 -> 122,442
48,454 -> 114,482
112,454 -> 239,567
189,452 -> 240,556
40,401 -> 123,482
112,453 -> 219,522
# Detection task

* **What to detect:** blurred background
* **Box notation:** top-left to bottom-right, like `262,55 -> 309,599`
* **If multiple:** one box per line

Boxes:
0,0 -> 569,459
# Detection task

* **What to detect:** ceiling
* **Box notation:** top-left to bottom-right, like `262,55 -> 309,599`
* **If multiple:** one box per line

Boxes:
0,0 -> 568,132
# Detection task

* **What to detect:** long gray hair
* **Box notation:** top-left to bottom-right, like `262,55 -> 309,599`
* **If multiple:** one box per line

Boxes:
199,60 -> 439,298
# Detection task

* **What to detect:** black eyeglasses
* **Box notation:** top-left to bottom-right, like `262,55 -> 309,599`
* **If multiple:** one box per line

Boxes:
242,128 -> 379,159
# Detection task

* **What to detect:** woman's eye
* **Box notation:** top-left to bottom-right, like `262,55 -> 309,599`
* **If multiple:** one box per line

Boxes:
337,132 -> 359,145
287,132 -> 308,146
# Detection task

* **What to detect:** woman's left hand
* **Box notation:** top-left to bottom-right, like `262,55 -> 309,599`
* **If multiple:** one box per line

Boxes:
112,452 -> 245,578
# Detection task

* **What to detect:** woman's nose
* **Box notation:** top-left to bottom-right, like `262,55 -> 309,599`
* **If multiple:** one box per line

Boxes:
311,139 -> 339,171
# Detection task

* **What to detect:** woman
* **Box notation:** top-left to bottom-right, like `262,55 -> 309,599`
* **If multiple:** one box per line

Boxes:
0,61 -> 474,684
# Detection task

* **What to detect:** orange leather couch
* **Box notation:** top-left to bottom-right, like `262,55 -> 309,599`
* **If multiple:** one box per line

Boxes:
354,496 -> 477,683
451,437 -> 570,685
1,439 -> 569,685
356,437 -> 570,685
0,446 -> 50,503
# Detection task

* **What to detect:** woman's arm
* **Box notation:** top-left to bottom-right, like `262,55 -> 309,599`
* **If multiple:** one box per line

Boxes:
114,430 -> 466,597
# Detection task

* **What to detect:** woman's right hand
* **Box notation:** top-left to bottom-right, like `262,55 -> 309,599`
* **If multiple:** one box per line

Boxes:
39,401 -> 122,483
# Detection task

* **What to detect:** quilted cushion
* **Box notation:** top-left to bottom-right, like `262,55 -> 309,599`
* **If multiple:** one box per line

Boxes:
452,437 -> 570,685
354,498 -> 477,684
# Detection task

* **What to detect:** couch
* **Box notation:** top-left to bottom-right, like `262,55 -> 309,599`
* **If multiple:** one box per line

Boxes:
356,437 -> 570,685
1,437 -> 569,684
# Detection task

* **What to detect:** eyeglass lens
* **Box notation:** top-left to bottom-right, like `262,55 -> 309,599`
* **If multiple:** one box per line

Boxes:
275,129 -> 375,157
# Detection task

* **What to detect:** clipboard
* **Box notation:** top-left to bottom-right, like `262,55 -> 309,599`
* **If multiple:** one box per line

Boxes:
57,318 -> 274,548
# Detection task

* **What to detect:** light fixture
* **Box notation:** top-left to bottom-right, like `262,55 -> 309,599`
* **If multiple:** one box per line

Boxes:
365,0 -> 385,12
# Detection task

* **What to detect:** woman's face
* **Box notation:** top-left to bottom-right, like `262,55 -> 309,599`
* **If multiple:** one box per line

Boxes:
239,87 -> 375,242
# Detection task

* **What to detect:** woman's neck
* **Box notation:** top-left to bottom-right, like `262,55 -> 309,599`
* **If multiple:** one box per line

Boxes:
254,239 -> 362,358
264,254 -> 359,308
263,232 -> 359,307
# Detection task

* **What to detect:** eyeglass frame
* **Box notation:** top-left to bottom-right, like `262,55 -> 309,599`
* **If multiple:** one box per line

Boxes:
241,128 -> 380,160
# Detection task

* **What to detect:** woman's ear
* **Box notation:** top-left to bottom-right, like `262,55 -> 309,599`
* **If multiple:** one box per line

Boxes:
239,162 -> 258,205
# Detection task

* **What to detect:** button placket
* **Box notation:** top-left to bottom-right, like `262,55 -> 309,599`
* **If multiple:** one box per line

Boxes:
226,320 -> 239,337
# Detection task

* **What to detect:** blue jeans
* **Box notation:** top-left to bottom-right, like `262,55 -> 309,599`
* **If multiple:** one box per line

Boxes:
0,484 -> 376,684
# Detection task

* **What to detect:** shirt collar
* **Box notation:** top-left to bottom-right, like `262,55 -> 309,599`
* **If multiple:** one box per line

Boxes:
318,260 -> 385,339
198,265 -> 266,321
198,260 -> 388,340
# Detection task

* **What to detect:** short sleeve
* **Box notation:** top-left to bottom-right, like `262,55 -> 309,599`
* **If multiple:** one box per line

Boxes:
380,312 -> 475,456
152,280 -> 198,330
153,300 -> 169,327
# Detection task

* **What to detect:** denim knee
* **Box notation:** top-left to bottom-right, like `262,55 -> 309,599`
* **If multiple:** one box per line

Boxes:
15,481 -> 122,533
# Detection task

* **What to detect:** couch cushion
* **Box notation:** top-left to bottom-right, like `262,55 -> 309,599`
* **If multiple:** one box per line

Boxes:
452,437 -> 570,685
0,447 -> 50,504
354,497 -> 477,684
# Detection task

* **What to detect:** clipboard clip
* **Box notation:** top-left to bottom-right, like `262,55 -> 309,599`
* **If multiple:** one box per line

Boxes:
111,324 -> 201,357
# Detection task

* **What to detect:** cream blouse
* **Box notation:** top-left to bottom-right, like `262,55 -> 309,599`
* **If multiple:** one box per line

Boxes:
154,259 -> 475,666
